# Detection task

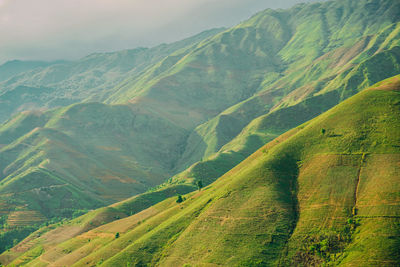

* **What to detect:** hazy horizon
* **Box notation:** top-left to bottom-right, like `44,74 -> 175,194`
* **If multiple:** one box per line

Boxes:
0,0 -> 325,64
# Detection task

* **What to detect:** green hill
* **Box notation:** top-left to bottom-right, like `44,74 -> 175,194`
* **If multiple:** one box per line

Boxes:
0,0 -> 399,257
3,75 -> 399,266
110,0 -> 400,173
0,102 -> 189,213
167,19 -> 400,191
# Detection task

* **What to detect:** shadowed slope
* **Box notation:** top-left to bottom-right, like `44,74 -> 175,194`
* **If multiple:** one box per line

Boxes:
0,101 -> 189,239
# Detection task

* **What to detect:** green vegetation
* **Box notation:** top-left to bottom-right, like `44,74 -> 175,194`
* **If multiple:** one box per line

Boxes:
3,75 -> 399,266
146,0 -> 400,191
0,226 -> 37,253
176,195 -> 183,203
196,180 -> 203,191
0,0 -> 399,264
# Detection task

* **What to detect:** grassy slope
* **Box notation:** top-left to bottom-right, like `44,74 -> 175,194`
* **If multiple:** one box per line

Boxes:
4,75 -> 399,266
168,26 -> 400,189
81,75 -> 400,266
170,90 -> 340,187
0,98 -> 199,253
152,0 -> 400,174
0,102 -> 191,225
0,184 -> 195,266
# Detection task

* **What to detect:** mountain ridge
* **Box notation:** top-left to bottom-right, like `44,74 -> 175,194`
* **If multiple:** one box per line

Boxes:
0,28 -> 225,123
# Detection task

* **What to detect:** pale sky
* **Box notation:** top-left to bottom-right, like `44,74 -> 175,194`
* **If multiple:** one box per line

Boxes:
0,0 -> 323,63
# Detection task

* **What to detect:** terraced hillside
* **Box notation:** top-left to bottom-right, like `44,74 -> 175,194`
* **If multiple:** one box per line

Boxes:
3,75 -> 399,266
6,211 -> 46,228
0,0 -> 399,255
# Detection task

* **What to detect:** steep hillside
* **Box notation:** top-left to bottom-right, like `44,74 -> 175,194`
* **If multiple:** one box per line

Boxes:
0,0 -> 399,255
4,75 -> 399,266
170,22 -> 400,188
171,90 -> 340,187
0,28 -> 224,123
0,101 -> 190,216
106,0 -> 400,172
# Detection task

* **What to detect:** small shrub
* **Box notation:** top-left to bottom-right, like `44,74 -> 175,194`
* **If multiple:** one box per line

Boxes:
176,195 -> 183,203
197,180 -> 203,191
115,232 -> 120,239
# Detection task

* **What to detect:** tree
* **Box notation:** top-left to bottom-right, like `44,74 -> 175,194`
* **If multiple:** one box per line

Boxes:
176,195 -> 183,203
115,232 -> 120,239
197,180 -> 203,191
321,128 -> 326,135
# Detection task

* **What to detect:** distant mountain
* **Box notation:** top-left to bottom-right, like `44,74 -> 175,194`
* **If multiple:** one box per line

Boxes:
0,0 -> 399,257
0,28 -> 225,123
3,75 -> 399,266
0,60 -> 62,82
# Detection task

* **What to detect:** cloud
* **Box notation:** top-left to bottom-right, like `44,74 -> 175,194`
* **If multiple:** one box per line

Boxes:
0,0 -> 323,63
